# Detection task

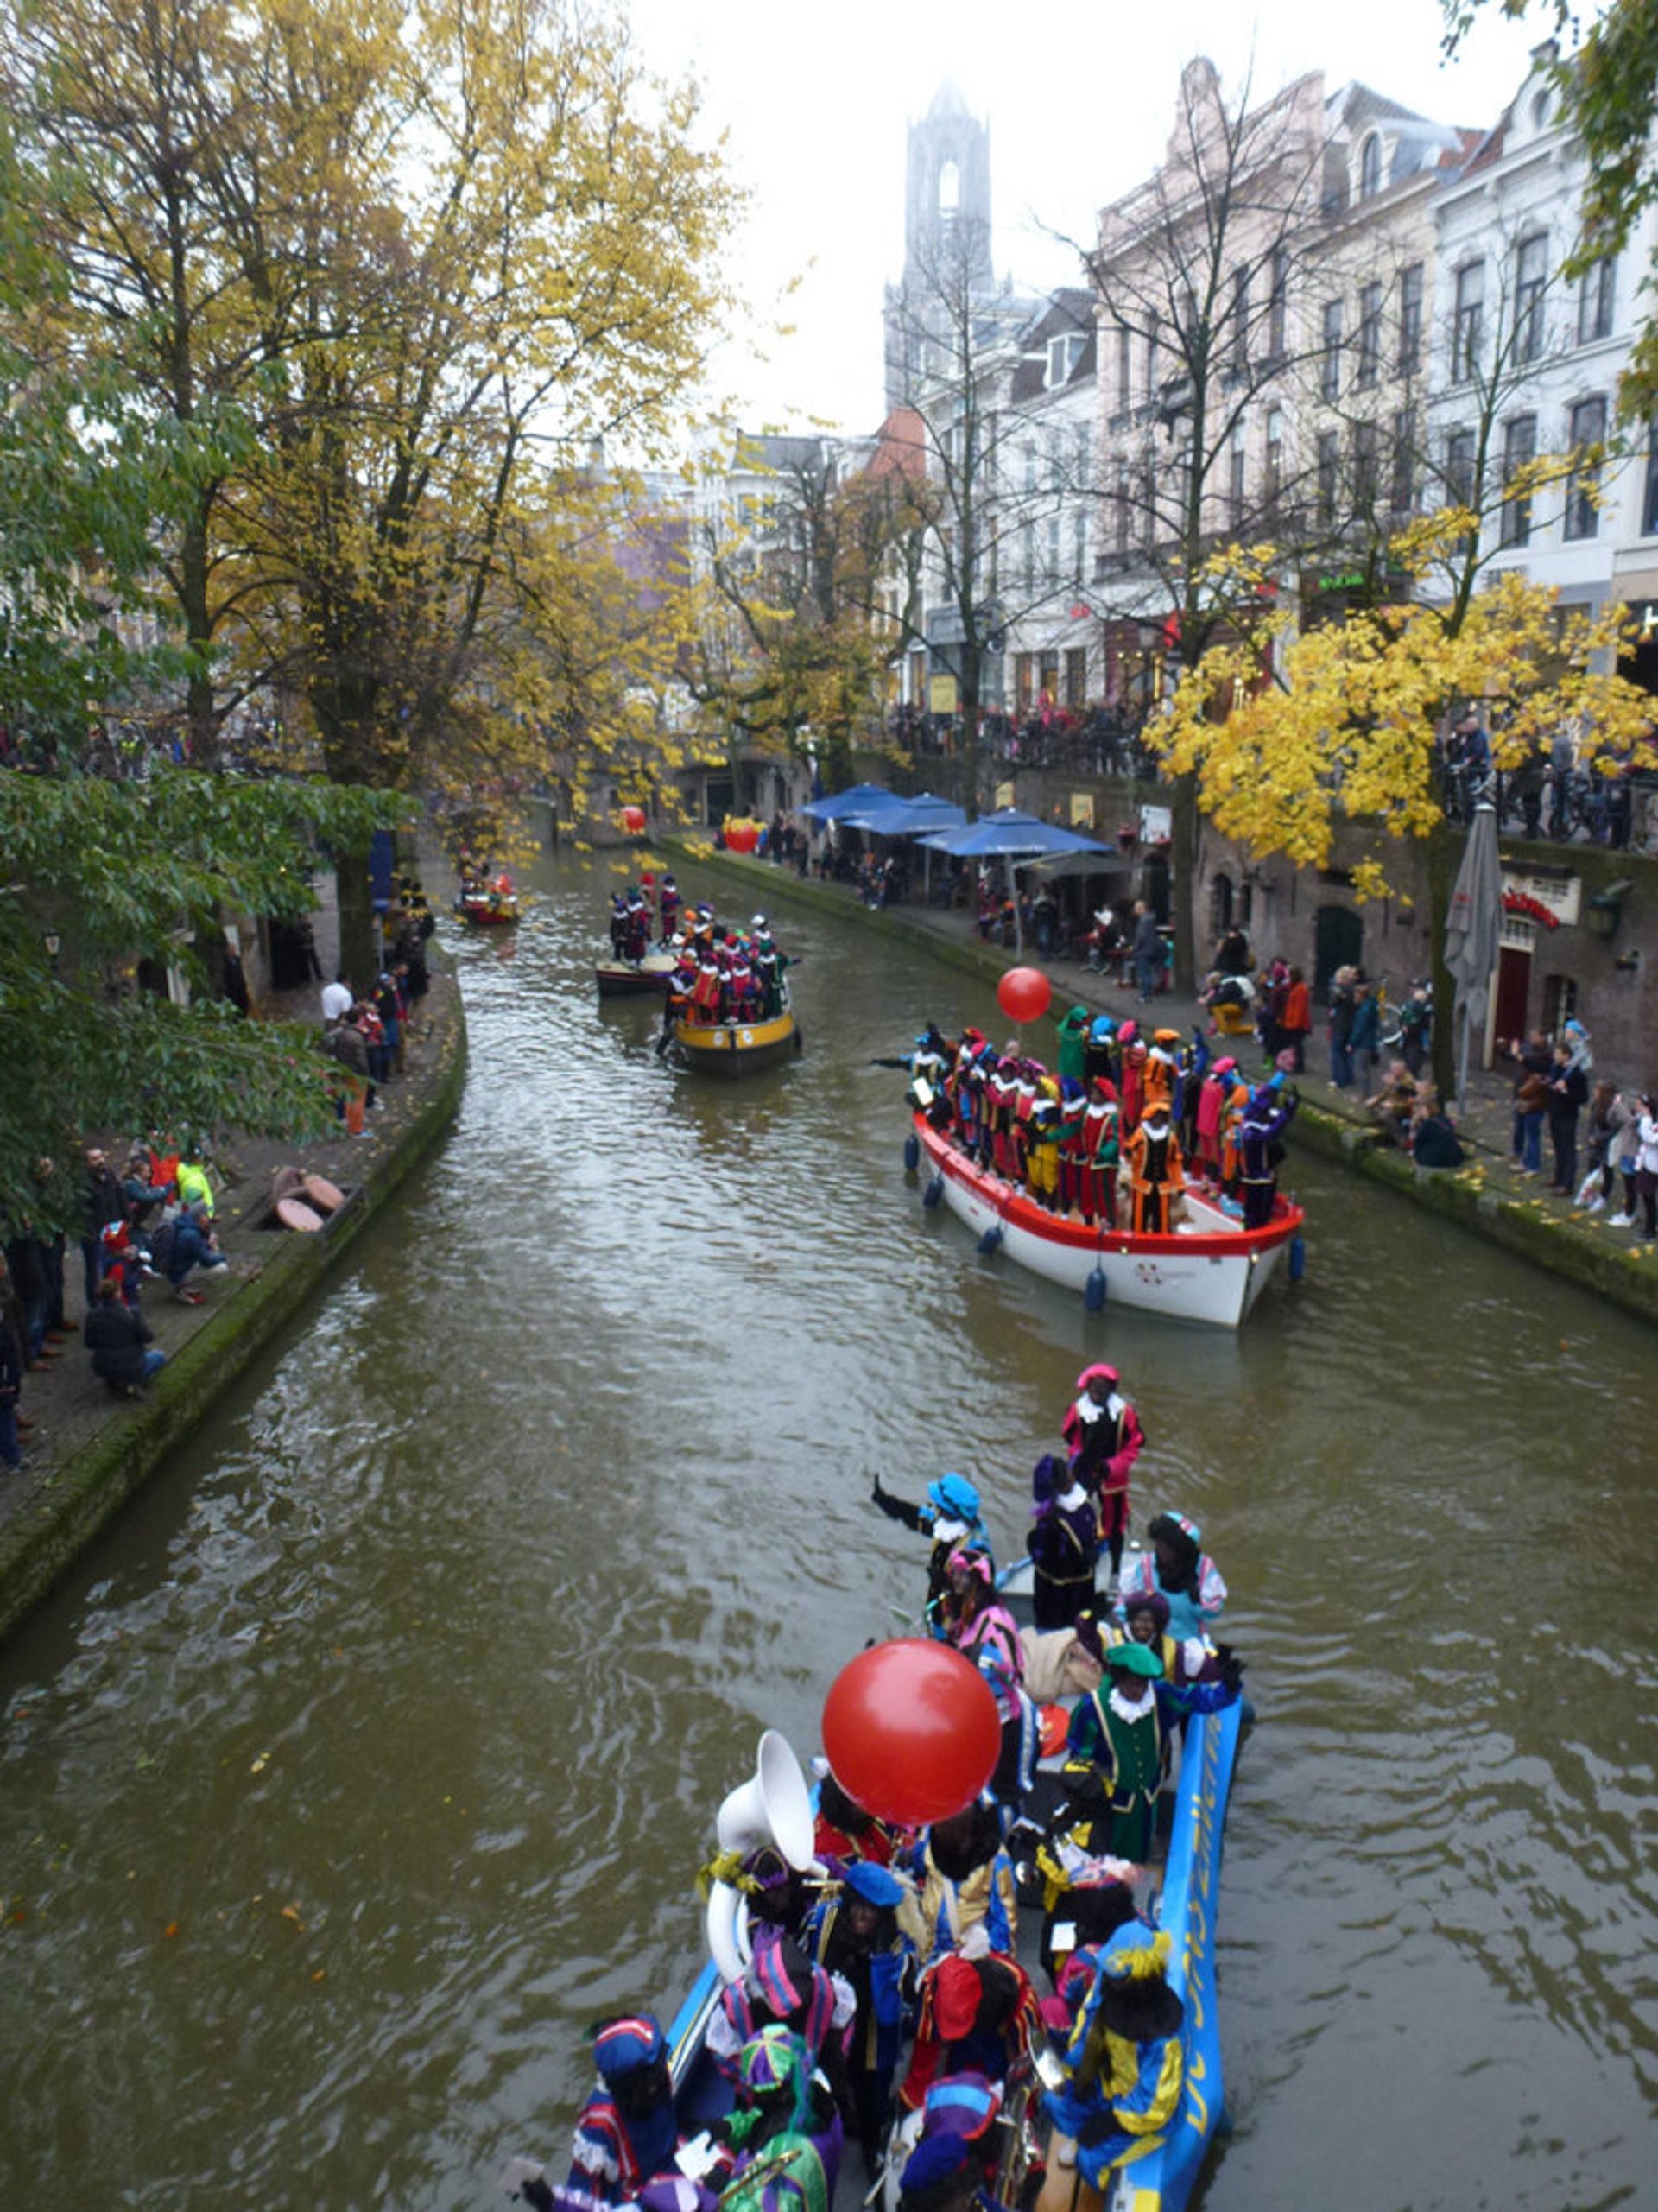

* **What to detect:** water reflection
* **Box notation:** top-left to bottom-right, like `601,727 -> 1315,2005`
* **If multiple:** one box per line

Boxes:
1,846 -> 1655,2209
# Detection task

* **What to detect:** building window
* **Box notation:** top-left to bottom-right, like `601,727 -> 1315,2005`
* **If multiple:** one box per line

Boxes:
1397,263 -> 1424,375
1264,405 -> 1284,506
1446,426 -> 1476,510
1065,647 -> 1087,709
1644,415 -> 1658,536
1390,408 -> 1416,516
1577,254 -> 1616,344
1013,652 -> 1035,712
1116,326 -> 1132,411
1229,417 -> 1247,523
1566,393 -> 1607,539
1047,512 -> 1061,585
1073,504 -> 1086,583
1321,300 -> 1343,400
1317,430 -> 1339,523
1357,282 -> 1383,388
1268,248 -> 1288,357
1452,261 -> 1484,380
1231,268 -> 1250,376
1500,414 -> 1536,548
1115,465 -> 1132,553
1047,332 -> 1085,389
1020,519 -> 1035,591
1352,420 -> 1379,510
1146,313 -> 1160,402
1358,133 -> 1383,200
1514,234 -> 1548,364
1023,443 -> 1037,494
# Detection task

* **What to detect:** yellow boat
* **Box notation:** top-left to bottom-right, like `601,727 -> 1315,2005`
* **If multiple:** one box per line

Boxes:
668,1007 -> 801,1076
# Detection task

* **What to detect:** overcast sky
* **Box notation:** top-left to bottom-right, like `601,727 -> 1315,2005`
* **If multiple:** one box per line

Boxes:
623,0 -> 1572,435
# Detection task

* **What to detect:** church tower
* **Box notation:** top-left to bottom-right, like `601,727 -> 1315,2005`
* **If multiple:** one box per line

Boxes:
884,80 -> 994,410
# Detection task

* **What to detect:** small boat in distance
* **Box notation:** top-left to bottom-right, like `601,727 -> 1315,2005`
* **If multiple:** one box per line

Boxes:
455,874 -> 519,927
668,1005 -> 801,1077
596,949 -> 678,997
910,1112 -> 1302,1327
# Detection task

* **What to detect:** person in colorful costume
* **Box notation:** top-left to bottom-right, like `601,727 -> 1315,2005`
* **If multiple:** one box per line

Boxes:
1076,1084 -> 1119,1228
805,1860 -> 917,2168
1027,1454 -> 1099,1631
538,2013 -> 682,2212
909,1800 -> 1019,1966
1117,1511 -> 1226,1644
716,2025 -> 841,2212
1041,1923 -> 1185,2193
895,2123 -> 1012,2212
813,1772 -> 899,1870
708,1925 -> 841,2080
659,874 -> 681,936
1192,1057 -> 1236,1189
870,1472 -> 990,1619
1238,1081 -> 1296,1228
1055,1005 -> 1092,1087
1024,1081 -> 1062,1211
1060,1643 -> 1171,1862
1060,1365 -> 1143,1593
940,1548 -> 1031,1811
1111,1588 -> 1241,1707
1121,1103 -> 1185,1233
898,1951 -> 1042,2111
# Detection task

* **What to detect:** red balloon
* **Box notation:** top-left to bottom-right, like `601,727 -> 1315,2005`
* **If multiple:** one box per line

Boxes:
821,1639 -> 1001,1826
621,804 -> 647,835
997,965 -> 1052,1024
725,820 -> 759,853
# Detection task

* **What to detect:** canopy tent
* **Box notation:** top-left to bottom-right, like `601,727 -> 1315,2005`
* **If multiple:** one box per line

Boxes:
797,783 -> 896,821
1020,847 -> 1135,882
918,809 -> 1117,953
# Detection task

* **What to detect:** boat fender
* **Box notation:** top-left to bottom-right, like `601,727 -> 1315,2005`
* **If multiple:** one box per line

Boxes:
977,1222 -> 1003,1255
1085,1263 -> 1108,1312
1288,1233 -> 1307,1282
904,1133 -> 921,1174
922,1172 -> 945,1208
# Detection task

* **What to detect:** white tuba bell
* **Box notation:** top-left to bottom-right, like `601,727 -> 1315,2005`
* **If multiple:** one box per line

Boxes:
705,1729 -> 816,1985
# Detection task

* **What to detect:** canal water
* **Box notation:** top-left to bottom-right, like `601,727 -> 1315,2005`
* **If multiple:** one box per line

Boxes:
3,849 -> 1654,2211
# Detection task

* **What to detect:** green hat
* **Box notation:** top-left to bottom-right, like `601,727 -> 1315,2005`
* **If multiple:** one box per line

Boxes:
1067,1004 -> 1090,1024
1106,1639 -> 1165,1678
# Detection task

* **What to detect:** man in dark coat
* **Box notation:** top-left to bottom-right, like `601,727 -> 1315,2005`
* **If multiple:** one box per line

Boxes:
83,1277 -> 166,1394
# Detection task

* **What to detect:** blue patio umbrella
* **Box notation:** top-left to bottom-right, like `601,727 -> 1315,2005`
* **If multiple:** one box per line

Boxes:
841,793 -> 970,903
797,782 -> 896,821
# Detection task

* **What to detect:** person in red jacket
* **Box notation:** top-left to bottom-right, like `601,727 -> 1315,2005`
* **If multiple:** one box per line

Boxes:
1279,965 -> 1312,1073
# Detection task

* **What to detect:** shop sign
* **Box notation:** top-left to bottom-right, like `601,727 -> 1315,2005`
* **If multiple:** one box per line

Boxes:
1501,869 -> 1579,926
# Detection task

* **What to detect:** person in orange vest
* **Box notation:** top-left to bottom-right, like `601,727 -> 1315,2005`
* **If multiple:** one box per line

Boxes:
1122,1103 -> 1185,1234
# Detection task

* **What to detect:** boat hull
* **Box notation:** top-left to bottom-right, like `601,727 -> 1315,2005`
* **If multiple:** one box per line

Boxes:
597,954 -> 675,996
672,1010 -> 801,1076
456,899 -> 518,927
913,1114 -> 1300,1326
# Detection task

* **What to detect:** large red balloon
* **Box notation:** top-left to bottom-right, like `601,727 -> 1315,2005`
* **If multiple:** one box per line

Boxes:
725,819 -> 760,854
621,804 -> 647,835
821,1639 -> 1001,1826
997,965 -> 1052,1024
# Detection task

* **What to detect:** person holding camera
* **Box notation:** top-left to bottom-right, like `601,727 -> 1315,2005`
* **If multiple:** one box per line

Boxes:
1633,1095 -> 1658,1240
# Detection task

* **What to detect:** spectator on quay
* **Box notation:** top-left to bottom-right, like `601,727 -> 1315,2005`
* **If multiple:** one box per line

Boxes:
355,998 -> 389,1100
1606,1091 -> 1642,1226
0,1255 -> 28,1469
1347,979 -> 1381,1093
83,1275 -> 167,1397
121,1146 -> 171,1230
161,1201 -> 229,1305
324,1005 -> 373,1121
1214,922 -> 1251,977
1410,1087 -> 1465,1170
320,972 -> 353,1023
1546,1038 -> 1590,1195
1365,1061 -> 1420,1147
1629,1093 -> 1658,1240
1130,903 -> 1162,1005
1502,1029 -> 1552,1176
1396,986 -> 1433,1077
1577,1080 -> 1620,1211
1327,967 -> 1358,1088
1279,965 -> 1312,1074
81,1144 -> 126,1305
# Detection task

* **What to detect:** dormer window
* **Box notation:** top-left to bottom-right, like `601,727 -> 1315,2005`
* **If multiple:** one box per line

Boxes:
1047,332 -> 1085,388
1531,90 -> 1551,129
1358,133 -> 1383,200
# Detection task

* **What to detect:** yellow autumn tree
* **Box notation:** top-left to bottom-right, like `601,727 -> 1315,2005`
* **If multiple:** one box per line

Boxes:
1155,513 -> 1658,1098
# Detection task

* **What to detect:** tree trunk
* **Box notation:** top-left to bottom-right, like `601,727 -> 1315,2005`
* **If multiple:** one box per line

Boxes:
333,841 -> 381,996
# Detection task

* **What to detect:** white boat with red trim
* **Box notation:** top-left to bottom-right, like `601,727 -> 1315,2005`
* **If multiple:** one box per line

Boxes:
910,1112 -> 1302,1327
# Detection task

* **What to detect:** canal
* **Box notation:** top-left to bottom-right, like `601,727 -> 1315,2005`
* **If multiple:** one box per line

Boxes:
2,847 -> 1654,2209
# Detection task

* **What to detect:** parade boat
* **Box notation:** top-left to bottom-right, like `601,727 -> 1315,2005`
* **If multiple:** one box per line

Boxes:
909,1112 -> 1302,1328
596,948 -> 678,997
456,878 -> 520,927
668,1005 -> 802,1077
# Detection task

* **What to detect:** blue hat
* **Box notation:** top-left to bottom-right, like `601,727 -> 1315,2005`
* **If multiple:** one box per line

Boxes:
592,2014 -> 667,2082
1060,1076 -> 1085,1102
1091,1016 -> 1116,1042
902,2133 -> 975,2192
842,1860 -> 905,1909
928,1473 -> 980,1523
